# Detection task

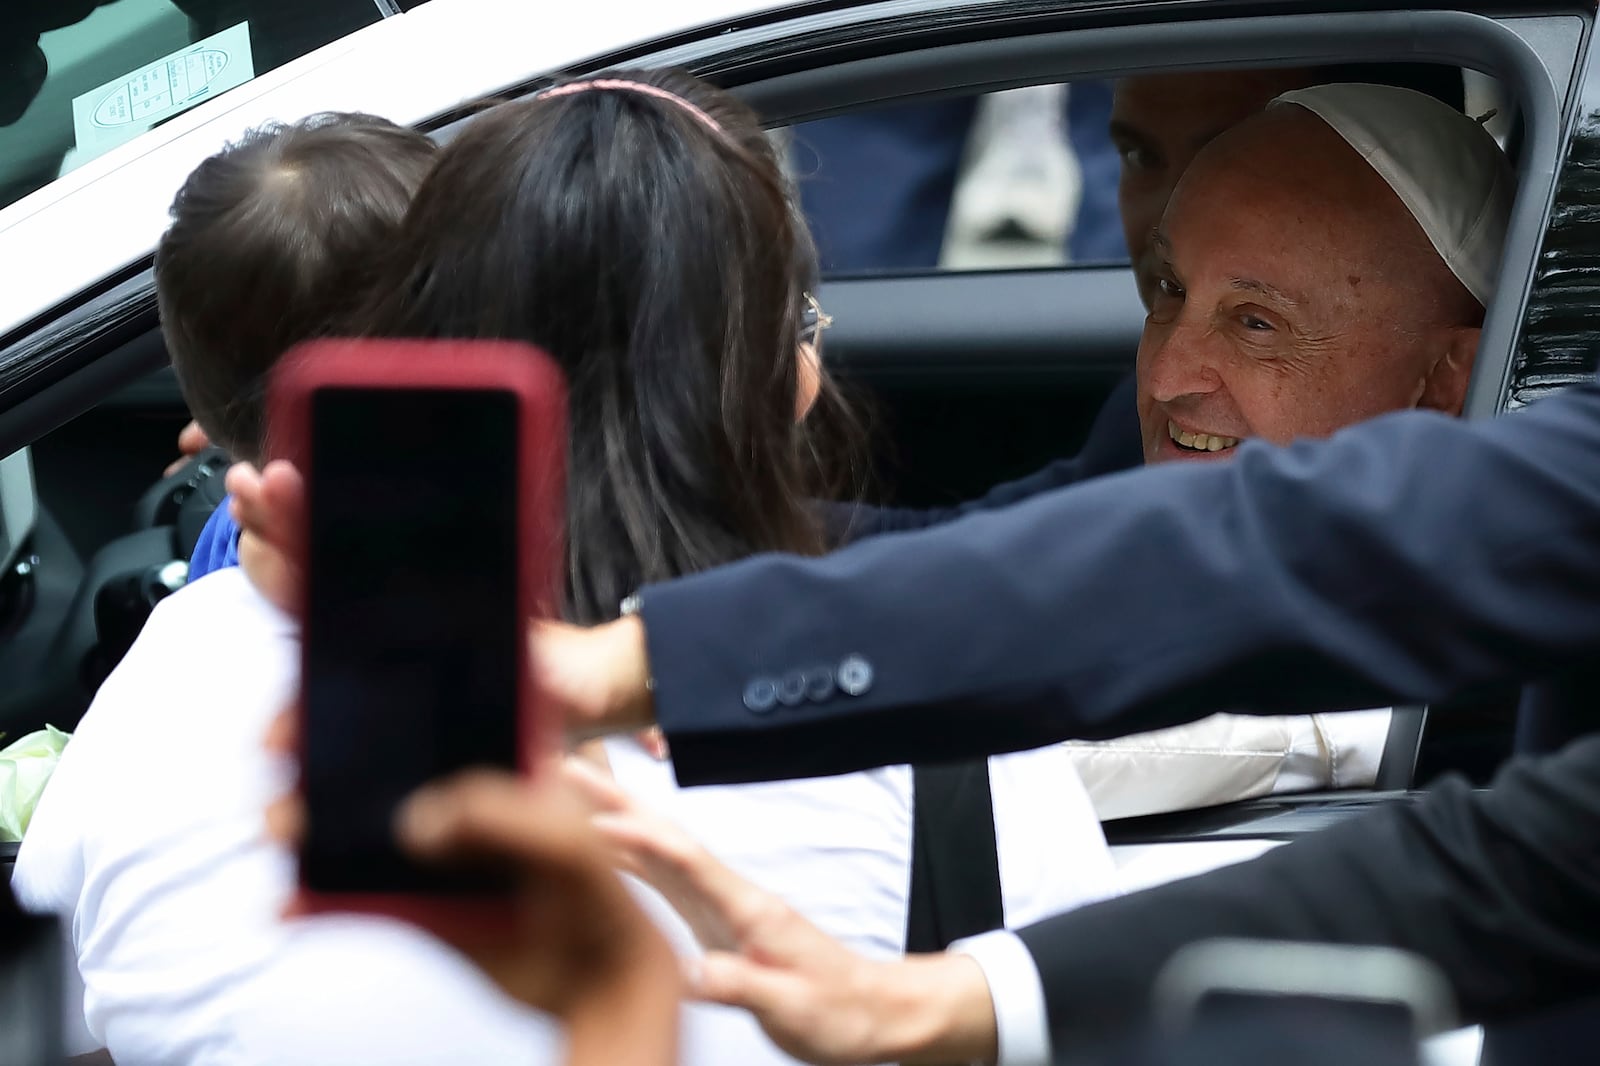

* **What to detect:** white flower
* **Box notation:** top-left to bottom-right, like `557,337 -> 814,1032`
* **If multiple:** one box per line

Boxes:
0,725 -> 70,842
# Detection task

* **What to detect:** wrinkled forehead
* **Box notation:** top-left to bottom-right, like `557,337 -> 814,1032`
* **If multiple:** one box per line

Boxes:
1172,107 -> 1406,241
1159,113 -> 1422,304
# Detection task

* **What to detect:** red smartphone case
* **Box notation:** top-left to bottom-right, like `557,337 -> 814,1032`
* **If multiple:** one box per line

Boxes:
266,338 -> 567,927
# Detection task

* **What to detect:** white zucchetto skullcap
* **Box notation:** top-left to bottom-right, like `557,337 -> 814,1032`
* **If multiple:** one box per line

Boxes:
1269,82 -> 1515,306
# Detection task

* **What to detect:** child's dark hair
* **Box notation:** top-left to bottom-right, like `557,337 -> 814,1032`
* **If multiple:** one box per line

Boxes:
360,68 -> 866,623
154,112 -> 437,464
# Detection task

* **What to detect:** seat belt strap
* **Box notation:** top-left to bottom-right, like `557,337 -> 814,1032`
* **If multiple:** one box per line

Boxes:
905,758 -> 1005,955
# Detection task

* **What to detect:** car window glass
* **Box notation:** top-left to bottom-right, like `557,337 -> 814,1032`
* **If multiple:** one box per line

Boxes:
787,81 -> 1127,276
0,0 -> 399,214
790,72 -> 1512,279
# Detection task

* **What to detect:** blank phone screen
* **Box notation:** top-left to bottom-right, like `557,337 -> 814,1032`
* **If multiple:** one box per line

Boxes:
301,387 -> 521,894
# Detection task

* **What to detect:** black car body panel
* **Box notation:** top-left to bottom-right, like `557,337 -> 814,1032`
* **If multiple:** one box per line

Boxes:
1513,44 -> 1600,406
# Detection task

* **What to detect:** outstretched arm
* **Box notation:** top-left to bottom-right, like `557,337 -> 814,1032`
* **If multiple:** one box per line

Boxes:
636,383 -> 1600,784
228,384 -> 1600,784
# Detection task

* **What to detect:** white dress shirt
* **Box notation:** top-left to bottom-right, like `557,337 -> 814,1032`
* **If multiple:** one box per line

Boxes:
16,569 -> 1118,1066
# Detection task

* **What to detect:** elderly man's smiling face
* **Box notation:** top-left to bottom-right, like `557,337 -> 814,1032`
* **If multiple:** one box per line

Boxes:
1136,105 -> 1484,464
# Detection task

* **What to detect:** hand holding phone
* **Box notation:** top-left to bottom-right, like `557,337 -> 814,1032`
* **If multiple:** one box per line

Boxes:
268,338 -> 566,914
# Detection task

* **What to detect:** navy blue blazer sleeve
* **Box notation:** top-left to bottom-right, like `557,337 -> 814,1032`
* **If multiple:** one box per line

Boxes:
828,375 -> 1143,540
1018,734 -> 1600,1047
639,382 -> 1600,786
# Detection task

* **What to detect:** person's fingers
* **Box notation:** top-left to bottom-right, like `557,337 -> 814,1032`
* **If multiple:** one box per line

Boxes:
397,772 -> 531,855
561,755 -> 632,815
229,460 -> 307,553
262,705 -> 302,844
588,806 -> 760,953
528,620 -> 601,732
396,770 -> 592,869
238,529 -> 301,614
259,460 -> 307,545
165,420 -> 212,475
570,740 -> 612,775
224,462 -> 264,514
530,617 -> 655,741
178,419 -> 211,456
601,810 -> 750,913
590,810 -> 700,873
691,952 -> 802,1013
562,757 -> 705,883
265,792 -> 304,845
559,757 -> 669,878
263,705 -> 298,755
232,462 -> 305,613
637,727 -> 670,761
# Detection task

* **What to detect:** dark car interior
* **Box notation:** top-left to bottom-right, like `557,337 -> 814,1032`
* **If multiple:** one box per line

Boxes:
1,0 -> 1591,879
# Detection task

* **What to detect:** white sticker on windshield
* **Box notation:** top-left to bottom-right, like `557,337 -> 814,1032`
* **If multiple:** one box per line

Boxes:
71,22 -> 255,156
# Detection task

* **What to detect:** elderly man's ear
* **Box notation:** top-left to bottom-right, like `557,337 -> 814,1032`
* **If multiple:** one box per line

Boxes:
1414,327 -> 1481,415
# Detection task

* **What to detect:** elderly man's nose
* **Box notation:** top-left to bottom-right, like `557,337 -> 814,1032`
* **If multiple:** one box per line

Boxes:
1143,328 -> 1221,402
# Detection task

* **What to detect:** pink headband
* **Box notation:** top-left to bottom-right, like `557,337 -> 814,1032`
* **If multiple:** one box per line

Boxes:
538,78 -> 727,140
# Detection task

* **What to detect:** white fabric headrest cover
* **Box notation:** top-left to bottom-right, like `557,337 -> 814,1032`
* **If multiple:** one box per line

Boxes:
1270,83 -> 1515,306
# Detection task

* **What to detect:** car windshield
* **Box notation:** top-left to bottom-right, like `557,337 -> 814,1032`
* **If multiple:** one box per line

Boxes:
0,1 -> 417,214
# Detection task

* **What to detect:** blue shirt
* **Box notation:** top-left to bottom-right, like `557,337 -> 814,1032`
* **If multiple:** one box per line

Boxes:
187,496 -> 241,580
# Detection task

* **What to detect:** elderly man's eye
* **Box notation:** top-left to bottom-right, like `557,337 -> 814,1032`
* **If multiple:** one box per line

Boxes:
1156,277 -> 1185,300
1240,314 -> 1275,331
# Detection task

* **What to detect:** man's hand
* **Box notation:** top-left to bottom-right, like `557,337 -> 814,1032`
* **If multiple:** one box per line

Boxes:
533,617 -> 657,740
163,419 -> 213,477
227,460 -> 305,614
571,761 -> 1002,1066
563,758 -> 745,952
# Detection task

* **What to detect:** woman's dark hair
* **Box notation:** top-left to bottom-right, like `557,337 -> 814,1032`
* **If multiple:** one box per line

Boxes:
360,68 -> 863,622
